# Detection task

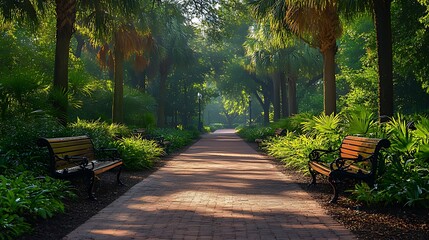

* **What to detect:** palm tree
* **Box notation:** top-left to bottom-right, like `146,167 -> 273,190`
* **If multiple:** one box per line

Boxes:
145,3 -> 194,127
49,0 -> 140,125
112,26 -> 147,123
244,29 -> 278,124
0,0 -> 44,25
249,0 -> 342,115
245,24 -> 284,121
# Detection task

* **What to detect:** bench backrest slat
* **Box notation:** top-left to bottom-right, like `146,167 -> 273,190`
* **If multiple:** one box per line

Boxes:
37,135 -> 96,172
340,136 -> 383,159
338,136 -> 390,175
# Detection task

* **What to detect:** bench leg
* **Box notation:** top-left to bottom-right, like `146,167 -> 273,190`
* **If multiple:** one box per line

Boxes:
308,167 -> 317,187
86,171 -> 97,201
328,176 -> 339,203
117,165 -> 125,186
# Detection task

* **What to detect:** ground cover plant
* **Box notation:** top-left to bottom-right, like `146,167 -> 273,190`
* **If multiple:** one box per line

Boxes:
0,172 -> 74,240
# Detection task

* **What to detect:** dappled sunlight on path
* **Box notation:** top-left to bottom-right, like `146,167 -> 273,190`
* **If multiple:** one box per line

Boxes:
64,129 -> 355,240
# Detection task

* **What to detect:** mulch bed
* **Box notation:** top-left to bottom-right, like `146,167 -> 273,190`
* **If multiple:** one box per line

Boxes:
19,142 -> 429,240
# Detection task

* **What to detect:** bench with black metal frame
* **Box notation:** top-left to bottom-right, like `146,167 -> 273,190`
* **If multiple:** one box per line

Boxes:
37,135 -> 124,200
308,136 -> 390,203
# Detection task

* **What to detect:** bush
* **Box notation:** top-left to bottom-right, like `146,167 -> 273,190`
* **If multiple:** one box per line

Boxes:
0,172 -> 74,239
115,136 -> 164,170
0,114 -> 65,174
149,128 -> 199,152
66,118 -> 130,148
264,133 -> 335,173
236,126 -> 273,142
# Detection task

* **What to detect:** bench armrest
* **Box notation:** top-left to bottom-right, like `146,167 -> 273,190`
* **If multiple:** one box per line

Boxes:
308,148 -> 337,162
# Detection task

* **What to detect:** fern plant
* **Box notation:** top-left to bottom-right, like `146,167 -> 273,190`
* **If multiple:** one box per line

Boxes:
385,114 -> 416,158
342,106 -> 377,136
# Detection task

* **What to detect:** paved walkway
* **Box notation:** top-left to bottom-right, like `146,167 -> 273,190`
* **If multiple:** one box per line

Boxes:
64,129 -> 355,240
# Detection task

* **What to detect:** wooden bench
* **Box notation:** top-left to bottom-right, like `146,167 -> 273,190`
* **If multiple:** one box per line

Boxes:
133,128 -> 171,152
308,136 -> 390,203
37,135 -> 123,200
255,128 -> 286,146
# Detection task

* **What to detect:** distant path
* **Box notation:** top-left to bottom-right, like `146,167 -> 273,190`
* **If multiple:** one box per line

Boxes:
64,129 -> 355,239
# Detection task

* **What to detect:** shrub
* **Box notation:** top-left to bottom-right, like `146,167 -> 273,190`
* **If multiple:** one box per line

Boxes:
263,132 -> 334,173
236,126 -> 273,142
115,136 -> 164,170
149,128 -> 199,152
66,118 -> 130,148
0,114 -> 65,174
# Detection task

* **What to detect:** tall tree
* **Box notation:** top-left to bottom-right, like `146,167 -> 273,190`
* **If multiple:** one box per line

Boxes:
337,0 -> 393,120
52,0 -> 76,125
146,3 -> 193,127
50,0 -> 139,125
249,0 -> 342,115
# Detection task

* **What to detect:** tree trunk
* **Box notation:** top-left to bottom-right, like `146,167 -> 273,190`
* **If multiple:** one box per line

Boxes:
288,75 -> 298,115
112,47 -> 124,123
53,0 -> 76,126
74,33 -> 84,58
272,72 -> 281,121
136,70 -> 146,92
280,72 -> 289,118
322,45 -> 337,115
373,0 -> 393,121
157,63 -> 168,127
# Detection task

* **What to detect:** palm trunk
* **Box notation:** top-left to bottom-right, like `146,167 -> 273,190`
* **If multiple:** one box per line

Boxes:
272,72 -> 281,121
74,33 -> 84,58
53,0 -> 76,126
288,75 -> 297,115
280,72 -> 289,118
157,64 -> 168,127
322,45 -> 337,115
373,0 -> 393,121
112,47 -> 124,123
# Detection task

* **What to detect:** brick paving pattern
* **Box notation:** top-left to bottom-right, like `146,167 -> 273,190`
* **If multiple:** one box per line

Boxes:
64,129 -> 355,240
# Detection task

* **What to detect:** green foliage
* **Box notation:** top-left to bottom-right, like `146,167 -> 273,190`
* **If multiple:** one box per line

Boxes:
385,114 -> 416,157
0,28 -> 52,119
236,126 -> 273,142
348,114 -> 429,207
302,113 -> 342,144
270,112 -> 312,134
265,132 -> 332,173
0,172 -> 74,240
115,136 -> 164,170
67,119 -> 130,148
350,182 -> 385,206
149,128 -> 199,152
341,106 -> 378,136
0,114 -> 65,173
208,123 -> 224,132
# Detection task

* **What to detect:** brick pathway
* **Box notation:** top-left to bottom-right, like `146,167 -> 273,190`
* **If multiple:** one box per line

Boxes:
64,129 -> 355,240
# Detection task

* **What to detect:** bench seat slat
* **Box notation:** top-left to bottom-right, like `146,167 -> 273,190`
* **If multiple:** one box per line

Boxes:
309,162 -> 330,176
